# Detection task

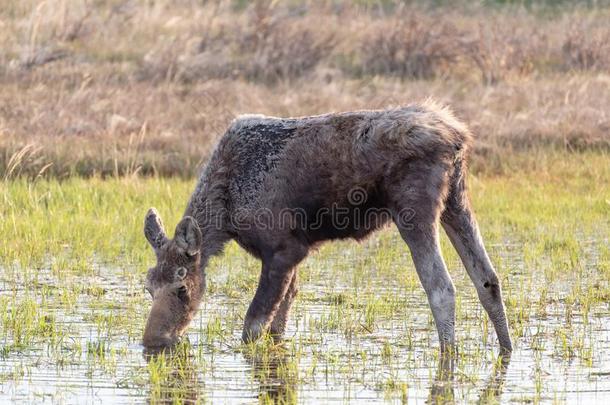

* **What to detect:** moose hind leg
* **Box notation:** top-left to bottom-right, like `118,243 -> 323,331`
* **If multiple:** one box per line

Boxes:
242,241 -> 307,343
389,161 -> 456,351
397,219 -> 456,351
441,202 -> 512,352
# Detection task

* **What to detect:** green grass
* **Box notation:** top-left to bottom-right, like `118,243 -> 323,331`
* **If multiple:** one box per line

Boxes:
0,150 -> 608,403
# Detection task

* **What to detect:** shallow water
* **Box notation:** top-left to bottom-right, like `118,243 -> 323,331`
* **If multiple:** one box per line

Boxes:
1,231 -> 609,404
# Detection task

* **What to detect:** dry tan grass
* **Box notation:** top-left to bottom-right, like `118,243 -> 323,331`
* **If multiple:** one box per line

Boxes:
1,0 -> 609,177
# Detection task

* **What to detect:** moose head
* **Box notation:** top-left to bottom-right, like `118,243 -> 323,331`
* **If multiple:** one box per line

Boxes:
142,208 -> 204,348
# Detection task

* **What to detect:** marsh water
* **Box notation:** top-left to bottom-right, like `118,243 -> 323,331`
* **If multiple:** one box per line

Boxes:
1,231 -> 609,404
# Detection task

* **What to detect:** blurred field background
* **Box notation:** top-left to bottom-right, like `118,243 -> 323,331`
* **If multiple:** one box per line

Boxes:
1,0 -> 609,178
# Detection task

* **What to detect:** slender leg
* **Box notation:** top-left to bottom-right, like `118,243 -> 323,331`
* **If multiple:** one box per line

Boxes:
386,160 -> 456,352
397,221 -> 457,352
242,242 -> 307,342
441,157 -> 512,352
269,271 -> 299,339
442,206 -> 512,352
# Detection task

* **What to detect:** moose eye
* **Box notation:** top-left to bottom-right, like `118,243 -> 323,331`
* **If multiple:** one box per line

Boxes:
175,267 -> 187,280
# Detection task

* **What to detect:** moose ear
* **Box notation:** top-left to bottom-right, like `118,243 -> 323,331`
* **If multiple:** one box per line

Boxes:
144,208 -> 168,251
174,216 -> 202,257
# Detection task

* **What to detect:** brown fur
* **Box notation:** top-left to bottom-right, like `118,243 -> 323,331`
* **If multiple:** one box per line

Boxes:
141,101 -> 512,353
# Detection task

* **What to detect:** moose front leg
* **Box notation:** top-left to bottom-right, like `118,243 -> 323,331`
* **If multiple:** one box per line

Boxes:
269,271 -> 298,340
242,243 -> 307,343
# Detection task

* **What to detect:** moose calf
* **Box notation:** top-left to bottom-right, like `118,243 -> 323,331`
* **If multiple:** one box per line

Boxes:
142,102 -> 513,353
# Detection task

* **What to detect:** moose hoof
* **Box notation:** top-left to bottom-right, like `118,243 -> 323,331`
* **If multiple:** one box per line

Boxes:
242,316 -> 268,343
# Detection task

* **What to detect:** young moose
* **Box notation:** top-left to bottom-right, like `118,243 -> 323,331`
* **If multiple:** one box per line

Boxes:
142,102 -> 513,353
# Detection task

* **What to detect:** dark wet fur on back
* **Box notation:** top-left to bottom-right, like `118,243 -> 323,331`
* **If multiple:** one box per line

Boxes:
227,121 -> 299,207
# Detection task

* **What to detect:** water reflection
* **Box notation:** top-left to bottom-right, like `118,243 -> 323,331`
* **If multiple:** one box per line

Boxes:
140,342 -> 511,404
143,344 -> 201,404
429,351 -> 512,404
429,352 -> 455,404
477,353 -> 511,404
243,343 -> 298,404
